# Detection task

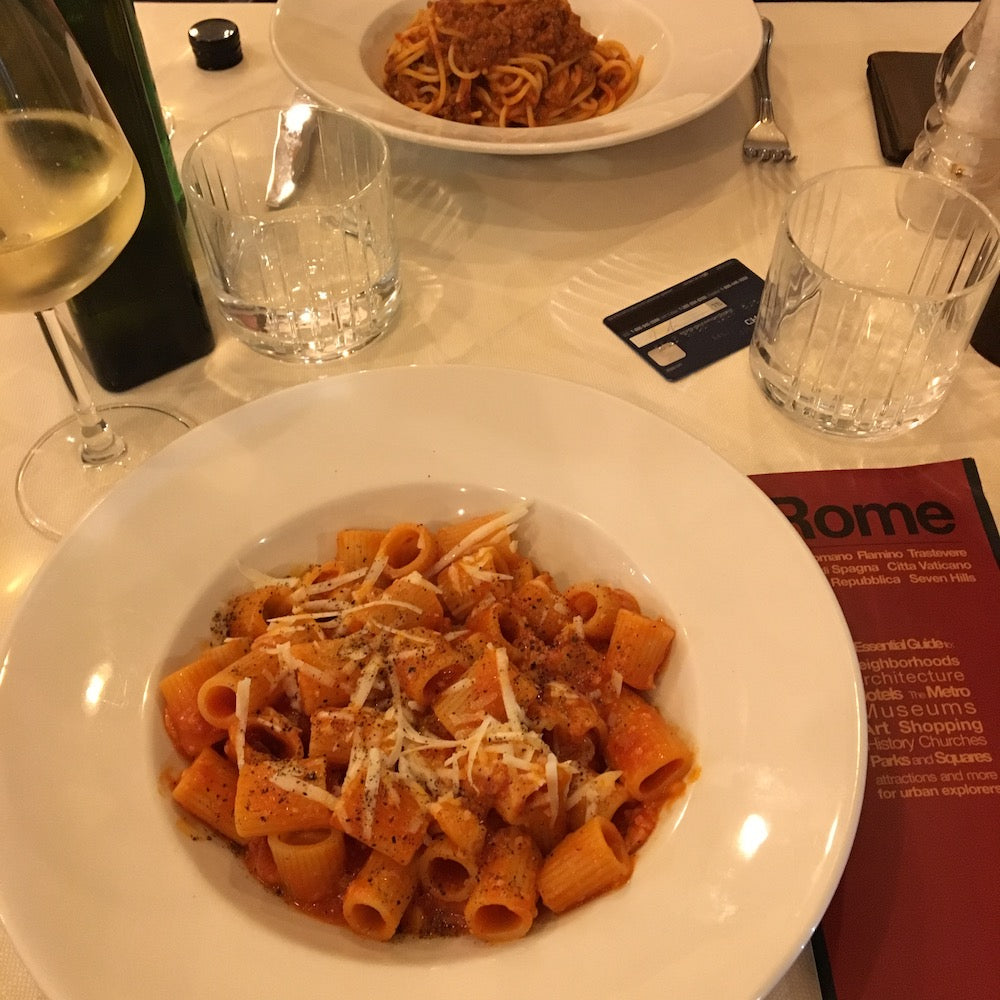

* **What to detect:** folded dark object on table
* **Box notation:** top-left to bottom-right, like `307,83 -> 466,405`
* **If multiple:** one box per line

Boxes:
866,50 -> 939,164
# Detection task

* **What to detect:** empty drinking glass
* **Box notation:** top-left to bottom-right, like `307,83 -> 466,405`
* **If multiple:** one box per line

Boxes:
749,166 -> 1000,437
182,105 -> 401,363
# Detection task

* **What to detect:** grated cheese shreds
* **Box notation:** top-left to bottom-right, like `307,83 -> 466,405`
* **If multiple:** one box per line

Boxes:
342,598 -> 425,618
494,646 -> 527,731
459,549 -> 514,583
401,571 -> 441,593
392,648 -> 424,663
276,642 -> 311,676
565,769 -> 624,818
500,751 -> 536,772
303,567 -> 368,597
462,716 -> 493,789
463,565 -> 512,583
294,599 -> 350,615
350,652 -> 386,710
545,752 -> 560,824
427,503 -> 530,577
292,659 -> 334,684
265,611 -> 336,627
372,622 -> 436,643
270,771 -> 339,811
384,673 -> 407,768
354,553 -> 389,601
234,676 -> 251,770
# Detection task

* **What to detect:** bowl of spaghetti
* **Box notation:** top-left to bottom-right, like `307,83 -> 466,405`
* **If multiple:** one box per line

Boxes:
383,0 -> 643,128
271,0 -> 763,154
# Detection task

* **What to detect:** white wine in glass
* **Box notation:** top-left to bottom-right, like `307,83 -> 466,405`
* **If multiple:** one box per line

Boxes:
0,110 -> 144,310
1,0 -> 193,540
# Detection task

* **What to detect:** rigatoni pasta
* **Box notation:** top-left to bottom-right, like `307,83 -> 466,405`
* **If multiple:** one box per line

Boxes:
538,816 -> 632,913
268,827 -> 346,904
161,504 -> 694,942
342,849 -> 418,941
464,827 -> 543,941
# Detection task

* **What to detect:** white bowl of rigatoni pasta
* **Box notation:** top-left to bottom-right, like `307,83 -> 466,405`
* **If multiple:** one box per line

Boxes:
0,366 -> 865,1000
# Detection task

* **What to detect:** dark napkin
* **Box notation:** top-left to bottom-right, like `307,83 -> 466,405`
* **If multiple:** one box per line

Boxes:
866,51 -> 939,163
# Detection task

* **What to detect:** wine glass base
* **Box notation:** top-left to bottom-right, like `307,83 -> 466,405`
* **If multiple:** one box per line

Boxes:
16,403 -> 194,541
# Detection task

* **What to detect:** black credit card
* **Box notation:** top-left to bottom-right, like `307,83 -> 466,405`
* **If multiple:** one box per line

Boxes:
603,258 -> 764,381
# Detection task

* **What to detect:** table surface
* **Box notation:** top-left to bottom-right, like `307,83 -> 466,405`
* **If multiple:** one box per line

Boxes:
0,3 -> 990,999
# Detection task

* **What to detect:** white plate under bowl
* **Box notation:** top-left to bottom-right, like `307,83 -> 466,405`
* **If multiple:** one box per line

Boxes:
0,366 -> 864,1000
270,0 -> 763,154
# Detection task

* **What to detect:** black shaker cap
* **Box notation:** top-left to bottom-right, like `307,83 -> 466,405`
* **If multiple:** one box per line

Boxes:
188,18 -> 243,71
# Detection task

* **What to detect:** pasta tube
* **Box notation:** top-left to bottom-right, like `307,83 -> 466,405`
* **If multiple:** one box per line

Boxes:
603,608 -> 675,691
196,648 -> 285,730
227,706 -> 303,766
604,689 -> 693,802
390,629 -> 465,706
268,827 -> 346,904
233,757 -> 334,838
342,850 -> 418,941
335,529 -> 385,571
418,836 -> 479,903
428,796 -> 487,856
224,584 -> 294,639
510,574 -> 571,642
171,746 -> 245,844
538,816 -> 632,913
376,522 -> 439,580
564,582 -> 634,642
464,827 -> 542,942
160,638 -> 251,756
335,768 -> 430,865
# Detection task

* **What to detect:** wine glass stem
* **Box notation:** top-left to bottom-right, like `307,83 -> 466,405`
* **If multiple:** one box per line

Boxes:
35,310 -> 127,466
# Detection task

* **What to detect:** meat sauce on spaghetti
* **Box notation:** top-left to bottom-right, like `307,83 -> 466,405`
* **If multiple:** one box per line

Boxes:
384,0 -> 642,127
435,0 -> 594,70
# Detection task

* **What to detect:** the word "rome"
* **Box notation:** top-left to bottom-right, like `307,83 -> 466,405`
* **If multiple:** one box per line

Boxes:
772,496 -> 956,540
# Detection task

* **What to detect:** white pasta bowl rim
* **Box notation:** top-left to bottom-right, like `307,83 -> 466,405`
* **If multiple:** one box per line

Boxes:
269,0 -> 764,155
0,365 -> 865,1000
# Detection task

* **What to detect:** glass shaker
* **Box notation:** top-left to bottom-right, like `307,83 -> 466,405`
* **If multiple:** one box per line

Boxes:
905,0 -> 1000,364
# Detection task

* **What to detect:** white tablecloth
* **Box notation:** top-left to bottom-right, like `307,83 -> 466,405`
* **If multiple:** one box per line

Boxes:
1,4 -> 988,998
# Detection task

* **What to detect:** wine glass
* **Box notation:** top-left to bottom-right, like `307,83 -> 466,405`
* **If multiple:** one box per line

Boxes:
1,0 -> 193,540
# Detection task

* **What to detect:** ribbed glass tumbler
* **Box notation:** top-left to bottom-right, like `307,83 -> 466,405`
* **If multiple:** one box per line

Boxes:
749,166 -> 1000,437
182,105 -> 401,363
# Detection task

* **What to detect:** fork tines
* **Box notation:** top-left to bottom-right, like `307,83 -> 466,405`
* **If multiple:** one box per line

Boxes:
743,17 -> 796,163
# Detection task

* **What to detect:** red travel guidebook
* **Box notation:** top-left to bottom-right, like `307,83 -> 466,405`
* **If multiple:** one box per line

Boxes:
750,458 -> 1000,1000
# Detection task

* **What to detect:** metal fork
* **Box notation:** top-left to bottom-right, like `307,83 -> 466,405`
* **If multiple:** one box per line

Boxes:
743,17 -> 796,163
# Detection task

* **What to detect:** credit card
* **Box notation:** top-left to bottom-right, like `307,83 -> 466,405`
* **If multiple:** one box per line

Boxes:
603,258 -> 764,381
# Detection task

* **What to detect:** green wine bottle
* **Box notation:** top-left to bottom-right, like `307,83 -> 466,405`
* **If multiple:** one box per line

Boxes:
55,0 -> 214,392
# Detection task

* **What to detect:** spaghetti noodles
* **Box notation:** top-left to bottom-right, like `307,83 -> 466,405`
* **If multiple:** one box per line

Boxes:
384,0 -> 643,128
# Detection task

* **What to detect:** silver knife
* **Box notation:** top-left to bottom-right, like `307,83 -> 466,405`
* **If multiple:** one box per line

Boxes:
265,103 -> 317,210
